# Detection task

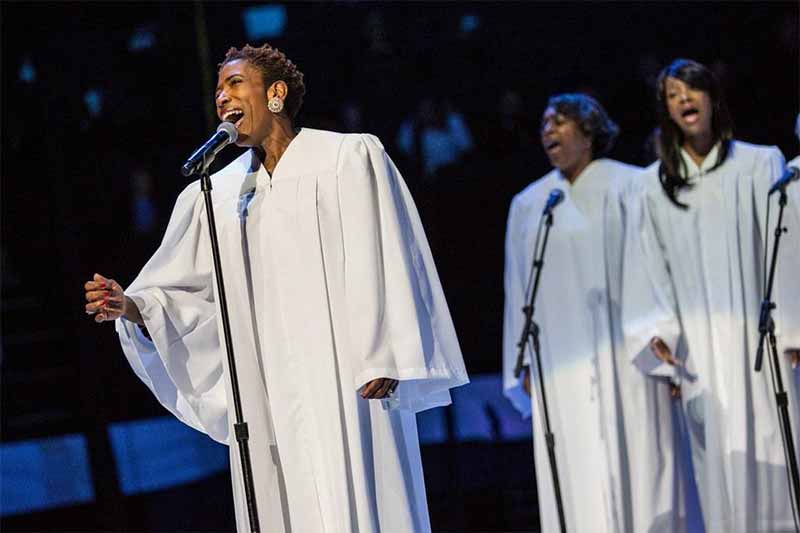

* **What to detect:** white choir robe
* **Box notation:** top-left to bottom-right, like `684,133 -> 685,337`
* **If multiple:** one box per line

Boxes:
115,129 -> 469,533
622,141 -> 800,533
502,159 -> 682,532
779,154 -> 800,446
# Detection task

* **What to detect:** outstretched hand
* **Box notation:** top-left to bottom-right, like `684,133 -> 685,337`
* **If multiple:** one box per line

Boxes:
84,273 -> 127,323
361,378 -> 399,400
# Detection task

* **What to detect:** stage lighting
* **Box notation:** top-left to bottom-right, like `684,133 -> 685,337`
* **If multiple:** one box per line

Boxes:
19,58 -> 36,84
242,4 -> 287,40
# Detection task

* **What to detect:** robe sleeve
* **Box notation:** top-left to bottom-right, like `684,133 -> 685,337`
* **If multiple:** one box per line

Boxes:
501,196 -> 532,417
621,183 -> 683,379
115,181 -> 229,443
336,134 -> 469,412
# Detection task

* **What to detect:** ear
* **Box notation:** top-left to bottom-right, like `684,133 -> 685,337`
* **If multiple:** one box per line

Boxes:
267,80 -> 289,100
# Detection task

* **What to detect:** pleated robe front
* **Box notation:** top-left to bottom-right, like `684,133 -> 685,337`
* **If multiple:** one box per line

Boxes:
503,159 -> 660,533
116,128 -> 469,533
622,141 -> 799,533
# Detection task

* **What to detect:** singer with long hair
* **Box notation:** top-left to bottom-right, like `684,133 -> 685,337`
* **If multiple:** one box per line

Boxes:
621,58 -> 799,532
83,43 -> 468,532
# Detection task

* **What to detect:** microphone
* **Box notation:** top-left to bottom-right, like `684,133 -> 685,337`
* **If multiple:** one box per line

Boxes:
542,189 -> 565,214
181,122 -> 239,177
768,166 -> 799,196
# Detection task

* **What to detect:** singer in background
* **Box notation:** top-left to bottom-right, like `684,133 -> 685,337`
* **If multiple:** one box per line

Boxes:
501,93 -> 670,532
83,43 -> 468,533
621,58 -> 800,533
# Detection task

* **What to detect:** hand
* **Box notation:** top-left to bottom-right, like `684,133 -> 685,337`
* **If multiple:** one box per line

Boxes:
650,337 -> 681,366
670,383 -> 681,399
786,349 -> 800,370
522,366 -> 531,396
84,273 -> 127,323
360,377 -> 399,400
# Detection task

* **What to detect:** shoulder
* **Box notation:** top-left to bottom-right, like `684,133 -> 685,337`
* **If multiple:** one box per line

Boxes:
594,158 -> 645,196
729,140 -> 784,164
334,132 -> 394,175
337,131 -> 387,157
638,161 -> 662,190
594,158 -> 642,176
510,170 -> 559,213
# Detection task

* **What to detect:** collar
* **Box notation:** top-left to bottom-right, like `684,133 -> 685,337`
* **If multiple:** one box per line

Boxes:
680,141 -> 721,178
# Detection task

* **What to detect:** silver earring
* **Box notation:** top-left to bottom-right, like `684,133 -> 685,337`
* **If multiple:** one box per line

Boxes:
268,97 -> 284,114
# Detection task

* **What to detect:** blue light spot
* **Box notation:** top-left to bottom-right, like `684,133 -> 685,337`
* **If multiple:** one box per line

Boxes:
19,59 -> 36,84
129,26 -> 156,51
242,5 -> 287,40
417,406 -> 448,445
83,89 -> 103,117
108,417 -> 228,495
460,14 -> 480,34
450,374 -> 531,442
1,434 -> 94,516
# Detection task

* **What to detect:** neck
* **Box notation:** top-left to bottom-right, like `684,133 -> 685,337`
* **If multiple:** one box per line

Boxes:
258,117 -> 296,173
561,156 -> 592,184
682,132 -> 715,167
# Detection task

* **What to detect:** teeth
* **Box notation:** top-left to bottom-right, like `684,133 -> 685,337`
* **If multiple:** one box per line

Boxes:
223,109 -> 242,121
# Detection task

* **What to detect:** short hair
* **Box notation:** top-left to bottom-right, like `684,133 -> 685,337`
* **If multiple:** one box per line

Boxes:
545,93 -> 619,157
220,43 -> 306,120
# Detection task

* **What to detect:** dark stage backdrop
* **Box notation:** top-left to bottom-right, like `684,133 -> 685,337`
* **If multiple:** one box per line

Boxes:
2,2 -> 798,531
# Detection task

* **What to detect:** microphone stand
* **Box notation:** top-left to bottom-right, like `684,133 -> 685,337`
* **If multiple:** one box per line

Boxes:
196,152 -> 261,533
514,206 -> 567,533
754,186 -> 800,528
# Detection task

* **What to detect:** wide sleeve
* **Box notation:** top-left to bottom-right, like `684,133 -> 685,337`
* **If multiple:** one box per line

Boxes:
115,181 -> 229,443
501,197 -> 532,417
620,185 -> 683,379
336,134 -> 469,413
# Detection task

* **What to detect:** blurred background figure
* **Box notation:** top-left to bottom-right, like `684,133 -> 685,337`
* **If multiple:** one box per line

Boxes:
396,96 -> 474,180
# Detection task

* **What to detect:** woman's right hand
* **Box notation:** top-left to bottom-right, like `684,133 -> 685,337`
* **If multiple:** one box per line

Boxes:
84,273 -> 128,323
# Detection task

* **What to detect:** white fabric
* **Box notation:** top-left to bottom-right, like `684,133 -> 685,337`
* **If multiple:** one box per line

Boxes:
502,159 -> 683,532
116,129 -> 468,533
622,141 -> 799,532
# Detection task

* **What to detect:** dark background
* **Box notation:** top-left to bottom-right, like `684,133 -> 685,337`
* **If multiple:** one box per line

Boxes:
2,2 -> 798,531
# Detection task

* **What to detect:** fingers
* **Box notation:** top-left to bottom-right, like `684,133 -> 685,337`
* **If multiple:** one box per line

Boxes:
360,378 -> 399,399
375,379 -> 397,399
86,289 -> 111,302
650,337 -> 681,366
360,379 -> 383,399
85,273 -> 124,323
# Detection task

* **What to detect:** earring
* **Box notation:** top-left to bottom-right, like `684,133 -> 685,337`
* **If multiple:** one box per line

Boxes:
268,97 -> 284,114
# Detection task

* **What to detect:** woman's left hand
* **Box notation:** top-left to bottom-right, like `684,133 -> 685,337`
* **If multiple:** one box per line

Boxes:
361,378 -> 399,399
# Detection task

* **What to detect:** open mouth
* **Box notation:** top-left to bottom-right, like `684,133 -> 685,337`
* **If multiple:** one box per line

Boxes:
222,109 -> 245,128
681,108 -> 699,123
544,140 -> 561,152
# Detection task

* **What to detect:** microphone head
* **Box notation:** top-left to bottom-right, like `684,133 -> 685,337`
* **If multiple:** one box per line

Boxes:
542,188 -> 565,214
549,189 -> 565,204
217,121 -> 239,143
